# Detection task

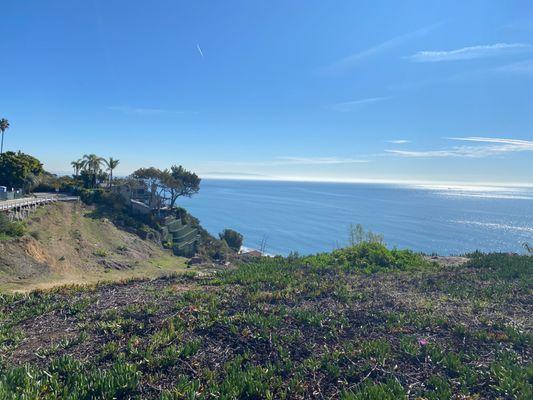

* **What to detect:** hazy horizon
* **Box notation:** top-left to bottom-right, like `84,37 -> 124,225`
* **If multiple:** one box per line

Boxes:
46,168 -> 533,189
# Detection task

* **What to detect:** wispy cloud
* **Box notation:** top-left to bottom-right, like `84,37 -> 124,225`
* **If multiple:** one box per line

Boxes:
196,44 -> 204,58
386,148 -> 487,158
448,137 -> 533,147
278,157 -> 369,165
389,57 -> 533,92
407,43 -> 532,62
201,171 -> 266,178
207,157 -> 369,168
386,137 -> 533,158
496,59 -> 533,75
502,18 -> 533,31
328,97 -> 390,112
108,106 -> 194,115
387,139 -> 410,144
321,22 -> 443,73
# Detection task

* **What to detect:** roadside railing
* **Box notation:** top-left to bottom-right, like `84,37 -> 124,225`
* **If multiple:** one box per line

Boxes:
0,197 -> 56,211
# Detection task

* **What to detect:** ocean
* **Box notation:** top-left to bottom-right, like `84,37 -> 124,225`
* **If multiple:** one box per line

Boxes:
179,179 -> 533,256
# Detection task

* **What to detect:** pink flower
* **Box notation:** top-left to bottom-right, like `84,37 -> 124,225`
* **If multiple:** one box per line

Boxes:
418,339 -> 428,346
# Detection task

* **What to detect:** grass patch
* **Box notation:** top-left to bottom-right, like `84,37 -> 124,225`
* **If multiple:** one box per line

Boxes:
0,213 -> 25,240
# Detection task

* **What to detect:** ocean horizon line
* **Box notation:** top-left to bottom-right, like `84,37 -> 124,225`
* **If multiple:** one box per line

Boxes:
198,175 -> 533,190
47,170 -> 533,190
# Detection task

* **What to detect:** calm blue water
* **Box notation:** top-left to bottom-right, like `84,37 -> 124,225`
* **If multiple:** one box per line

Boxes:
179,179 -> 533,256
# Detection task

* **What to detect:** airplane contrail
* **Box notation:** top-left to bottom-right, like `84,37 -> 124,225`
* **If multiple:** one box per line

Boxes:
197,44 -> 204,58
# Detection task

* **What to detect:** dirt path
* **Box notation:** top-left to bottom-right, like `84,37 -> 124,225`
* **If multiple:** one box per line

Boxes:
424,255 -> 469,267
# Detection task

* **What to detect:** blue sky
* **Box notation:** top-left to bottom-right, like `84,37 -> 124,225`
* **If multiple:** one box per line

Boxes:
1,0 -> 533,185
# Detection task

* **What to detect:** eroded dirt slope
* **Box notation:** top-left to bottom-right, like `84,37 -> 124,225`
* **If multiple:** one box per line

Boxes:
0,202 -> 187,291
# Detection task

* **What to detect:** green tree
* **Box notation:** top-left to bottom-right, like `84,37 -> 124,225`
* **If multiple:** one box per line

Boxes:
170,165 -> 201,199
0,151 -> 44,190
219,229 -> 243,252
131,167 -> 165,207
132,165 -> 200,210
70,159 -> 84,178
348,223 -> 384,246
104,157 -> 120,187
0,118 -> 10,154
82,154 -> 104,188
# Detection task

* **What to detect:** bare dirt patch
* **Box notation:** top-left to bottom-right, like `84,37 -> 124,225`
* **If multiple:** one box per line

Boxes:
0,202 -> 189,292
425,255 -> 469,267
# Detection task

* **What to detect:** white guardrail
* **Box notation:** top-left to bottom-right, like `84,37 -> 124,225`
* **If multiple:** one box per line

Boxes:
0,197 -> 56,211
0,195 -> 79,212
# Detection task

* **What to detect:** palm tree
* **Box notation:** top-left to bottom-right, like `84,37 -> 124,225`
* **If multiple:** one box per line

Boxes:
0,118 -> 10,154
104,157 -> 120,187
70,159 -> 84,178
82,154 -> 104,188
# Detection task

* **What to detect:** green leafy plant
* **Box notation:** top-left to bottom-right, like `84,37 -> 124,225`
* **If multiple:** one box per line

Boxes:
93,249 -> 108,257
348,223 -> 384,246
0,213 -> 25,240
0,151 -> 43,190
219,228 -> 244,252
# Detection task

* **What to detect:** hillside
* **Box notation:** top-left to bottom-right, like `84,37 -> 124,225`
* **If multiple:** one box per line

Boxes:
0,247 -> 531,398
0,202 -> 189,291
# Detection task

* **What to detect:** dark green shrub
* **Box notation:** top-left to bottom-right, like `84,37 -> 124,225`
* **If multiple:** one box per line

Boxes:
219,228 -> 244,252
78,188 -> 105,204
0,213 -> 25,239
0,151 -> 43,191
465,252 -> 533,280
310,242 -> 430,272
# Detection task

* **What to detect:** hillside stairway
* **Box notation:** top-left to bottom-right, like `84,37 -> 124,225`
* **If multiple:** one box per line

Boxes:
162,218 -> 200,256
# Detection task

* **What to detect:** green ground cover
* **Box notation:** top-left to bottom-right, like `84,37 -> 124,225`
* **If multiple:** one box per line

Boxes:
0,245 -> 531,399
